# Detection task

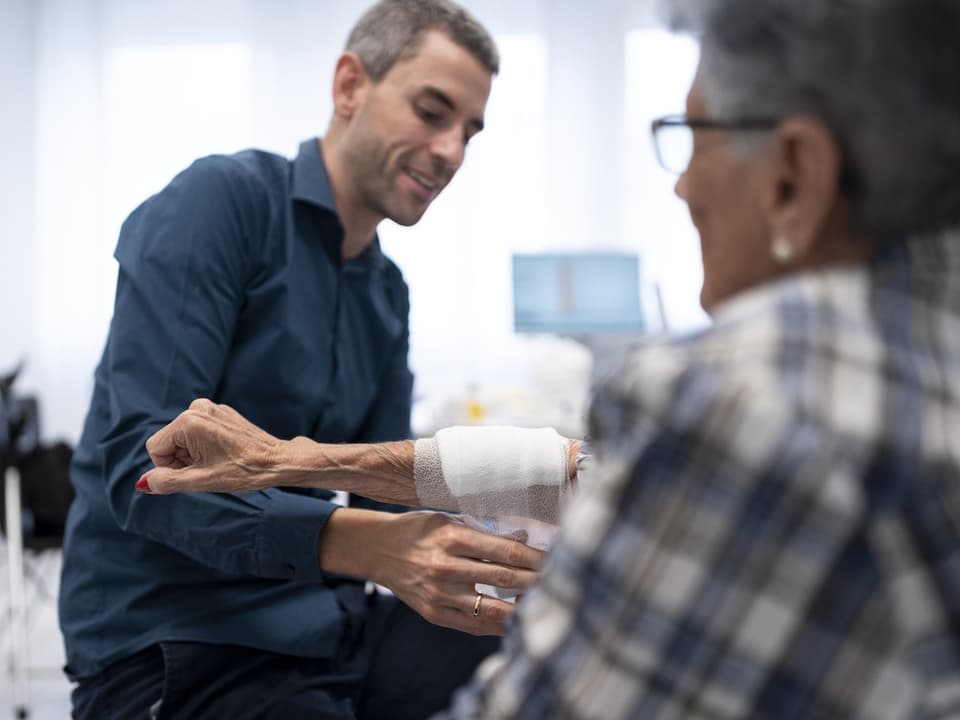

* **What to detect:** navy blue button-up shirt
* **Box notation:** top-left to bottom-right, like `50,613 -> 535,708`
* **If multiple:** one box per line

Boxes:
59,139 -> 414,677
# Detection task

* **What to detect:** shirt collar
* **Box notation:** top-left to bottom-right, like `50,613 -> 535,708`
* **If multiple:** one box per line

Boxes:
292,137 -> 386,270
292,138 -> 338,213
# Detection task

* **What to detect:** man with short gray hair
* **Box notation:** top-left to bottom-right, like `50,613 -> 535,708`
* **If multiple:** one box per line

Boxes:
59,2 -> 530,718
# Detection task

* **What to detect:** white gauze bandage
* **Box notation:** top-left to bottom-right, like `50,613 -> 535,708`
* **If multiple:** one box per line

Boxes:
415,426 -> 573,601
414,425 -> 571,531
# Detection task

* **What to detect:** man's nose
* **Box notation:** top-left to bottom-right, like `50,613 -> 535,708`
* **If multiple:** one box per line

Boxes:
431,127 -> 466,171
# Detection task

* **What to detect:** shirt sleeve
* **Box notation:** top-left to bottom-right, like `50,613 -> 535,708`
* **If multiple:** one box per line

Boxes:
98,155 -> 333,582
445,346 -> 871,718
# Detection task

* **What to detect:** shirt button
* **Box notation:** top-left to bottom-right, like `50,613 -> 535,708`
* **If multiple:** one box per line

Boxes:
326,396 -> 337,409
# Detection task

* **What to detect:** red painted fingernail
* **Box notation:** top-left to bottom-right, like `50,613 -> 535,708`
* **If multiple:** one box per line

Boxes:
136,476 -> 151,492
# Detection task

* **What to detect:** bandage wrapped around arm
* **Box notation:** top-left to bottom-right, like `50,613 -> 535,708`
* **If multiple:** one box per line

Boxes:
414,426 -> 575,545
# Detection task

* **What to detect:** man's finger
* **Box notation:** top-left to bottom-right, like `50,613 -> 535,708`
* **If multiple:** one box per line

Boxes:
427,596 -> 513,636
447,526 -> 547,570
428,557 -> 541,591
504,529 -> 529,544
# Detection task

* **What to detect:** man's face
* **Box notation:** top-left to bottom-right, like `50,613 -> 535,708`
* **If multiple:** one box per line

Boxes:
343,30 -> 493,226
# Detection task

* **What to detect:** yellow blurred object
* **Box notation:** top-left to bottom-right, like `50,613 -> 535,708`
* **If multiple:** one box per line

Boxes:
465,398 -> 486,422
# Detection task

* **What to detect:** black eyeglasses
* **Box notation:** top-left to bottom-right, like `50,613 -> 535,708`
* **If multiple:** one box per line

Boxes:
650,114 -> 779,174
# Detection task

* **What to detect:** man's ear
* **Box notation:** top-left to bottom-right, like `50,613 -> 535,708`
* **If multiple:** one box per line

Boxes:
331,52 -> 368,120
763,115 -> 843,259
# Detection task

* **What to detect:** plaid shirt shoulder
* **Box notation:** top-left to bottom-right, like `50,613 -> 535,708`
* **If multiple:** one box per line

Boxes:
446,235 -> 960,719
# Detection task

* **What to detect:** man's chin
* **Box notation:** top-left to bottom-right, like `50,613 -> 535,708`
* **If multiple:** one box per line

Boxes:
388,205 -> 430,227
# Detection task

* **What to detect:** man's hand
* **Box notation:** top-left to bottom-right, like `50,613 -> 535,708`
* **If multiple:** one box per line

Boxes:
140,398 -> 290,494
321,509 -> 546,637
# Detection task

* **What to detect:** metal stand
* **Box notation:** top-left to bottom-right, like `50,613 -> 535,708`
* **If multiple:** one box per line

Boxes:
5,465 -> 29,719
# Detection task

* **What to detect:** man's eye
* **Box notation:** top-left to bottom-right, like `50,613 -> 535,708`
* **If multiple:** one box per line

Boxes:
416,106 -> 441,123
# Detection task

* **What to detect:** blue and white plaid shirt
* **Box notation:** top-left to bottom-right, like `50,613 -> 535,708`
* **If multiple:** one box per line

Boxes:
445,232 -> 960,719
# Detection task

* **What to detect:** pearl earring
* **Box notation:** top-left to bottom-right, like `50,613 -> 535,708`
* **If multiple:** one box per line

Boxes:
771,235 -> 794,264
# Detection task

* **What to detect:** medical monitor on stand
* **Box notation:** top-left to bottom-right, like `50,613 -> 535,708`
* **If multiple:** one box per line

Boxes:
512,252 -> 646,379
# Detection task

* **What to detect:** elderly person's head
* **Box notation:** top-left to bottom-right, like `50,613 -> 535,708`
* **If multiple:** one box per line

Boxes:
654,0 -> 960,311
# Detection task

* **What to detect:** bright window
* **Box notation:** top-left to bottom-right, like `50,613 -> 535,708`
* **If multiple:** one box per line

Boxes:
624,30 -> 707,333
102,44 -> 254,267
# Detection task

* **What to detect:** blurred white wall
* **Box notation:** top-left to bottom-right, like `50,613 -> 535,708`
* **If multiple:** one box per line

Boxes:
0,0 -> 36,376
0,0 -> 705,443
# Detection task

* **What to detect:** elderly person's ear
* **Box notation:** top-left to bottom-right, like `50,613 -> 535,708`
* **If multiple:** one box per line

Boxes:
763,116 -> 844,263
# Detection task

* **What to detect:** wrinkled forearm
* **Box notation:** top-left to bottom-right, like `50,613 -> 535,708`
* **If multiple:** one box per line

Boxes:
279,437 -> 421,506
262,432 -> 583,516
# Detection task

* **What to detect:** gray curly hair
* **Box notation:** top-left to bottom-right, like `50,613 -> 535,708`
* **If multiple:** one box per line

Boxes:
346,0 -> 499,81
665,0 -> 960,241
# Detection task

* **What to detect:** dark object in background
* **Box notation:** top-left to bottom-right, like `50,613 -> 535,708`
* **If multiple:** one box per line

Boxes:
0,362 -> 39,461
0,362 -> 75,549
10,442 -> 75,549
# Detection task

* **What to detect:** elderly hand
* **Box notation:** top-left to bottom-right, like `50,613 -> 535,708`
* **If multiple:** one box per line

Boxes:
139,398 -> 292,494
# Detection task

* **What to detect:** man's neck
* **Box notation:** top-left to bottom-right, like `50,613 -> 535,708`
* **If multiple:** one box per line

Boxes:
318,137 -> 380,261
